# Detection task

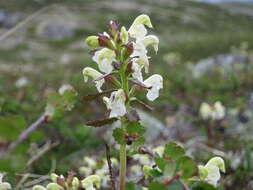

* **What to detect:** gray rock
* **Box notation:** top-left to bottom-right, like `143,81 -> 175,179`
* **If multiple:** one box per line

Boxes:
192,53 -> 250,78
36,17 -> 78,40
40,23 -> 75,40
0,9 -> 22,28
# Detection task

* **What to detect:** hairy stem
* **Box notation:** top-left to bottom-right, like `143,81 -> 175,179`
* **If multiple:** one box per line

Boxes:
119,142 -> 126,190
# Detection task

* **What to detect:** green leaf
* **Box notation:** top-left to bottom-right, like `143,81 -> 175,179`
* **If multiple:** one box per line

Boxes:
164,142 -> 185,160
167,181 -> 183,190
149,168 -> 163,178
148,182 -> 166,190
126,182 -> 142,190
0,115 -> 26,141
155,157 -> 167,171
132,136 -> 145,148
61,90 -> 77,111
177,156 -> 197,179
126,121 -> 145,136
113,128 -> 125,145
163,161 -> 177,179
191,182 -> 218,190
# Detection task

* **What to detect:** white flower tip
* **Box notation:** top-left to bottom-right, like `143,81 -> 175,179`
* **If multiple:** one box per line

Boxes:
144,74 -> 163,101
134,14 -> 153,28
206,156 -> 225,173
58,84 -> 74,95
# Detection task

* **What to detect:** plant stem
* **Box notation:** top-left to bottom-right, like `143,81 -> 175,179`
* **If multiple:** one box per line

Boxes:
119,142 -> 126,190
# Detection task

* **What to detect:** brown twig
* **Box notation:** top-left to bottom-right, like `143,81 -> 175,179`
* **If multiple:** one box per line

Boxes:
163,172 -> 183,186
27,141 -> 59,167
0,5 -> 57,41
0,113 -> 47,159
105,143 -> 116,190
179,179 -> 191,190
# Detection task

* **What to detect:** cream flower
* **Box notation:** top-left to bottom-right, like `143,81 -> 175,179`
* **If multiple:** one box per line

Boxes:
103,89 -> 126,118
141,35 -> 159,53
32,185 -> 47,190
128,14 -> 153,39
46,183 -> 63,190
212,101 -> 226,120
0,174 -> 11,190
199,102 -> 212,120
143,74 -> 163,101
81,175 -> 101,190
198,157 -> 225,187
83,67 -> 105,92
199,102 -> 225,120
92,48 -> 115,74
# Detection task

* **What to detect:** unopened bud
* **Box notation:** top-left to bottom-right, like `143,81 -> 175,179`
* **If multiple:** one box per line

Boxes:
123,43 -> 134,59
120,26 -> 129,45
113,62 -> 122,70
126,61 -> 133,74
56,177 -> 65,187
108,20 -> 119,38
98,34 -> 111,47
85,36 -> 99,50
46,183 -> 63,190
50,173 -> 59,183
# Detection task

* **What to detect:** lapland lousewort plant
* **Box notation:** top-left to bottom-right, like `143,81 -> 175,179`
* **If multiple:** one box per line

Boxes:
83,14 -> 162,190
199,101 -> 226,121
81,14 -> 225,190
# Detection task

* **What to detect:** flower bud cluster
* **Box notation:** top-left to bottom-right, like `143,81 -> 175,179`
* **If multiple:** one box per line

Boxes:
79,156 -> 118,188
32,173 -> 101,190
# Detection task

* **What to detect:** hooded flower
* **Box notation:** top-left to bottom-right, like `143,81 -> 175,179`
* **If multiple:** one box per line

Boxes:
199,102 -> 212,120
212,101 -> 226,120
198,157 -> 225,187
103,89 -> 126,118
128,14 -> 153,40
140,35 -> 159,53
143,74 -> 163,101
92,48 -> 116,74
81,175 -> 101,190
83,67 -> 105,92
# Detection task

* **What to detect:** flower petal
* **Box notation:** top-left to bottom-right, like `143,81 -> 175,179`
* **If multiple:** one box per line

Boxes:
103,89 -> 126,118
141,35 -> 159,53
83,67 -> 105,92
143,74 -> 163,101
92,48 -> 115,74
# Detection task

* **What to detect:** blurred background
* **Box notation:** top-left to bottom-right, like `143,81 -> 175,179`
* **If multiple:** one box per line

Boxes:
0,0 -> 253,189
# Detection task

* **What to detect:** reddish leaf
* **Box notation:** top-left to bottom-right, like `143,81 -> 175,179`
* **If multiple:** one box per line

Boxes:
86,117 -> 118,127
